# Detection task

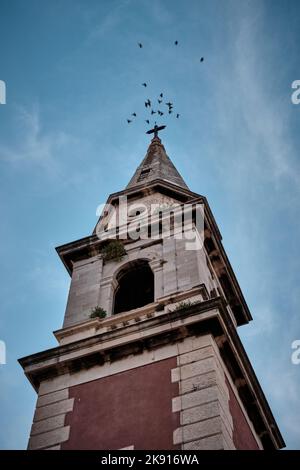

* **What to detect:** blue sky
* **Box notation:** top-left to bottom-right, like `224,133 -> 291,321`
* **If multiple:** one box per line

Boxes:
0,0 -> 299,449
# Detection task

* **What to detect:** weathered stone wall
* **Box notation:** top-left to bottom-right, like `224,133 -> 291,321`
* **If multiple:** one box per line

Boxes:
63,255 -> 103,328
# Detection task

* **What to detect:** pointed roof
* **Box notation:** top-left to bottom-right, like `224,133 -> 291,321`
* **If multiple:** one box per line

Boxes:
126,136 -> 189,190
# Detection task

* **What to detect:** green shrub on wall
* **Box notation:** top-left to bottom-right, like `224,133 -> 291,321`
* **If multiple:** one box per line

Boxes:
89,306 -> 107,319
173,300 -> 195,312
100,240 -> 126,262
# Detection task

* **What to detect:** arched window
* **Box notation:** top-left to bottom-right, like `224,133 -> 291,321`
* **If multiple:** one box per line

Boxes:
113,260 -> 154,314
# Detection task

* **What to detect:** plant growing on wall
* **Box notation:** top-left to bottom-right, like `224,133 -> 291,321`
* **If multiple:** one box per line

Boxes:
172,300 -> 200,312
89,306 -> 107,319
173,300 -> 193,311
100,240 -> 126,262
155,303 -> 165,312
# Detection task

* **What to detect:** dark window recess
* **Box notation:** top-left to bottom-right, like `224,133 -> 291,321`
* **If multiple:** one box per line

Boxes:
138,168 -> 151,181
113,260 -> 154,314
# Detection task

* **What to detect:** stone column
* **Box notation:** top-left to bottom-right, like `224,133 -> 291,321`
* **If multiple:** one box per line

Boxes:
63,255 -> 103,328
162,238 -> 178,296
99,276 -> 118,316
149,259 -> 164,300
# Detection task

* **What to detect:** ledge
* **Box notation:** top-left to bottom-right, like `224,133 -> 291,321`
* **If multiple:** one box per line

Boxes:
54,284 -> 210,345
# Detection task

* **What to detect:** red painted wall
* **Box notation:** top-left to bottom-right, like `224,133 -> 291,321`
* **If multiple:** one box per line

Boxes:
226,378 -> 260,449
62,357 -> 180,450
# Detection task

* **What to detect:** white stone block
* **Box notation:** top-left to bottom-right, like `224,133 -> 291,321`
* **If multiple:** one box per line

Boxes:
172,396 -> 182,413
34,398 -> 74,422
174,416 -> 222,444
28,426 -> 70,450
31,414 -> 65,436
178,346 -> 214,366
171,367 -> 180,383
176,385 -> 219,411
179,370 -> 218,395
183,433 -> 224,450
178,357 -> 217,380
180,400 -> 220,426
177,335 -> 213,355
37,389 -> 69,407
173,428 -> 183,446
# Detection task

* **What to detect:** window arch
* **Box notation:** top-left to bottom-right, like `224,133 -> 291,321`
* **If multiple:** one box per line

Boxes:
113,260 -> 154,314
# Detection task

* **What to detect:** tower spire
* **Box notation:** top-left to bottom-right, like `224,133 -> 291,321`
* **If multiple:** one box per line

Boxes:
126,134 -> 189,190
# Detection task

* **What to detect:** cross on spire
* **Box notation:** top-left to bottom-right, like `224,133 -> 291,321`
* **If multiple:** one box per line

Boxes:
146,123 -> 166,138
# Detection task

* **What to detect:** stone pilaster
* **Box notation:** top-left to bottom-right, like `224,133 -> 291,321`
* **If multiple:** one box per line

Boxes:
99,276 -> 118,315
171,334 -> 235,450
28,388 -> 74,450
63,255 -> 103,328
149,259 -> 164,300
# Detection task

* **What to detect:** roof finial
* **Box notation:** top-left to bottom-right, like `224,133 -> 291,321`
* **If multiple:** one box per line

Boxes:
146,122 -> 166,139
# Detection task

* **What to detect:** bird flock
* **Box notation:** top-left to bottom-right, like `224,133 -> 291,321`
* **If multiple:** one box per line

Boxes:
126,41 -> 204,128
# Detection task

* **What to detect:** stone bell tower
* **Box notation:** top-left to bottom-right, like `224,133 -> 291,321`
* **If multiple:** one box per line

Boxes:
19,134 -> 284,450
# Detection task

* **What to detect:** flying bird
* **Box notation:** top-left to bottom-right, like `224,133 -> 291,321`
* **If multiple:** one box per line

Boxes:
151,110 -> 156,115
145,119 -> 150,124
176,114 -> 180,118
174,40 -> 178,45
132,113 -> 136,117
127,119 -> 132,123
166,102 -> 172,107
142,83 -> 147,87
138,43 -> 143,48
200,57 -> 204,62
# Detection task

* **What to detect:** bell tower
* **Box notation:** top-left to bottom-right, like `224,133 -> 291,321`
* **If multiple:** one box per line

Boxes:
19,134 -> 284,450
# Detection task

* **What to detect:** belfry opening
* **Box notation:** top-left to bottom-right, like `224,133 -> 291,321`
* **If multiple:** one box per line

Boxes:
113,260 -> 154,314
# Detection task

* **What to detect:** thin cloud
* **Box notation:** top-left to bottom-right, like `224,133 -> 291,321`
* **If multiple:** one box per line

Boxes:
213,4 -> 300,190
0,105 -> 72,176
85,0 -> 131,45
0,105 -> 93,192
233,20 -> 299,186
208,2 -> 300,448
